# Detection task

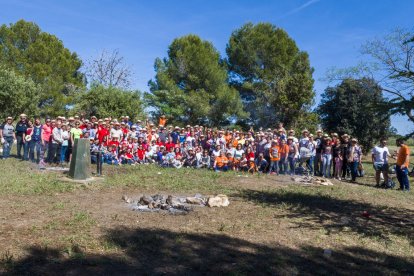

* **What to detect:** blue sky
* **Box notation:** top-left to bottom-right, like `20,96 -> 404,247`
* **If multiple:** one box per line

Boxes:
1,0 -> 413,133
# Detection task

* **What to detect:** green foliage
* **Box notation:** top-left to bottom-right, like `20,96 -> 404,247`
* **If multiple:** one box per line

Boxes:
226,22 -> 315,128
74,84 -> 143,120
0,20 -> 85,116
145,35 -> 246,126
317,78 -> 391,153
324,29 -> 414,134
0,66 -> 41,119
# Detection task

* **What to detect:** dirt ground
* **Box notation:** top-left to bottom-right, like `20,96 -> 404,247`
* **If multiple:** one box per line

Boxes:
1,165 -> 413,275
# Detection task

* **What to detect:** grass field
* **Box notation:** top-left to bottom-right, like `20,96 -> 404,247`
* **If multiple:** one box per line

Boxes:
0,144 -> 413,275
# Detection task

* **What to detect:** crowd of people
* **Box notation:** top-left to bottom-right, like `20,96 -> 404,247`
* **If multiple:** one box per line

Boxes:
0,113 -> 410,191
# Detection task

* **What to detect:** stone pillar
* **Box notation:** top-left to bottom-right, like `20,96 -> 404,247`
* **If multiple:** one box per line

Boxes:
69,138 -> 91,180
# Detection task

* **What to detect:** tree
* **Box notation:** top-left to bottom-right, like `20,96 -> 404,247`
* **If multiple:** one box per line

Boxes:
317,78 -> 391,153
0,20 -> 85,116
145,35 -> 246,126
325,28 -> 414,135
85,49 -> 133,89
226,22 -> 315,128
73,84 -> 143,120
0,66 -> 41,119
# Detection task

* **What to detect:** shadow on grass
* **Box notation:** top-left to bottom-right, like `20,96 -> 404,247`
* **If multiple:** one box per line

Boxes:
238,189 -> 414,244
3,227 -> 414,275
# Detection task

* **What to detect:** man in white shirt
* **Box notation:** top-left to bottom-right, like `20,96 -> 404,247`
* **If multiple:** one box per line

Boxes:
371,138 -> 391,187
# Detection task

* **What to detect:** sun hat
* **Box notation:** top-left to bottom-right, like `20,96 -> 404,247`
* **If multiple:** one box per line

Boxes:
302,129 -> 309,133
25,135 -> 32,142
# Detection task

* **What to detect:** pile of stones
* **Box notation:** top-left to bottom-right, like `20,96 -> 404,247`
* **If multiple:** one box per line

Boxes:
122,194 -> 230,214
291,176 -> 334,186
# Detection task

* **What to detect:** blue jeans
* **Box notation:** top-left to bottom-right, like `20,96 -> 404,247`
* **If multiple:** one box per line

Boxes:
269,160 -> 279,174
2,136 -> 14,158
60,145 -> 68,163
215,166 -> 228,172
396,165 -> 410,191
307,156 -> 314,174
288,156 -> 295,175
322,154 -> 332,177
23,140 -> 30,160
350,161 -> 359,181
29,140 -> 43,163
279,157 -> 288,174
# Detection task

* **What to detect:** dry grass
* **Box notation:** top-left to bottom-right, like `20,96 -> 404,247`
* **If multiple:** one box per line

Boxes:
0,150 -> 413,275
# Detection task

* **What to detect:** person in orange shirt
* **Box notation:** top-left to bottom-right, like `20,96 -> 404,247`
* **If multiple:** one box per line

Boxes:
269,140 -> 280,175
158,115 -> 167,127
214,150 -> 228,172
278,139 -> 289,174
395,138 -> 410,191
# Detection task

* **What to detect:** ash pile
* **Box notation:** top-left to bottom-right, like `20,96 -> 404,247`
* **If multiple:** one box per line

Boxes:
122,194 -> 229,215
291,176 -> 334,186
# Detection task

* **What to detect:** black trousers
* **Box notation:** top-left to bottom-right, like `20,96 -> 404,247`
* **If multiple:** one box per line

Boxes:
48,143 -> 61,164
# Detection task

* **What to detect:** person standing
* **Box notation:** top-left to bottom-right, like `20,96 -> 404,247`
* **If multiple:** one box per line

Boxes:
348,138 -> 362,182
49,121 -> 64,164
1,117 -> 16,159
314,129 -> 323,176
395,138 -> 410,191
29,118 -> 43,163
371,138 -> 390,187
60,124 -> 70,165
15,114 -> 29,159
41,118 -> 53,164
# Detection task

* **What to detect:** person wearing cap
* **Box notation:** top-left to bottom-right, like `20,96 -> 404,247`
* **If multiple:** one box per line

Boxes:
15,113 -> 29,159
395,138 -> 410,191
170,126 -> 180,144
182,147 -> 197,168
1,117 -> 16,159
110,122 -> 123,141
348,138 -> 362,182
83,122 -> 96,140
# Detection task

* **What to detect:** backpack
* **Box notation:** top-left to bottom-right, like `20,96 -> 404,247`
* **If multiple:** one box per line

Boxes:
382,179 -> 395,189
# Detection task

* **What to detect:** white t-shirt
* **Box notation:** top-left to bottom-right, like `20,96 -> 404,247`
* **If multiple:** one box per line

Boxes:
372,146 -> 390,164
110,128 -> 123,139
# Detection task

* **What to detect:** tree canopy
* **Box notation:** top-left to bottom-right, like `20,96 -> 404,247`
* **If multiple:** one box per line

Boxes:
145,35 -> 246,126
0,66 -> 41,120
226,22 -> 315,128
317,78 -> 391,153
73,84 -> 143,120
325,28 -> 414,136
0,20 -> 85,116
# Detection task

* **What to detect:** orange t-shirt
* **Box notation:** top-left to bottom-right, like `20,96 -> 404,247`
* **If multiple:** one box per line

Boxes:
396,145 -> 410,167
159,117 -> 167,127
215,156 -> 228,167
269,146 -> 280,161
279,144 -> 289,158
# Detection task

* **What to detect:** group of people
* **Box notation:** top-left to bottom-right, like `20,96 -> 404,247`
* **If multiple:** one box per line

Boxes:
0,114 -> 410,191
